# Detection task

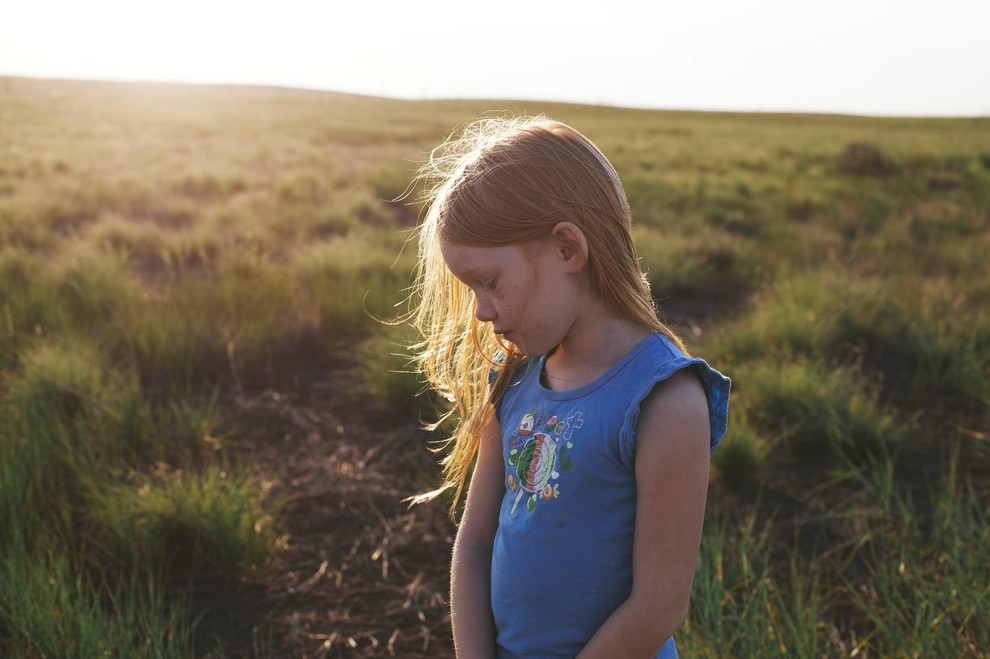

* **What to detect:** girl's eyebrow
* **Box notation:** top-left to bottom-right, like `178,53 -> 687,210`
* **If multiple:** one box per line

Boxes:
455,265 -> 492,281
447,265 -> 487,286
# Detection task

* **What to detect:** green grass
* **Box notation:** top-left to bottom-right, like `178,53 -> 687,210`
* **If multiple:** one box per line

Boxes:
683,449 -> 989,657
94,463 -> 275,580
0,337 -> 271,657
357,322 -> 447,422
1,75 -> 988,656
1,546 -> 192,658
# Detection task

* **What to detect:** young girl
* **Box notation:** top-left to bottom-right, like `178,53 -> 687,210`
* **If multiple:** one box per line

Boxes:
410,117 -> 730,658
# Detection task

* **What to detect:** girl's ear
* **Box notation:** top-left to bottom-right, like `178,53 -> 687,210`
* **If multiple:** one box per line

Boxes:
550,222 -> 589,274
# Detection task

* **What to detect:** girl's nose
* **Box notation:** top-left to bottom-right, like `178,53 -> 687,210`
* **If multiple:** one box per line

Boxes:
475,298 -> 497,323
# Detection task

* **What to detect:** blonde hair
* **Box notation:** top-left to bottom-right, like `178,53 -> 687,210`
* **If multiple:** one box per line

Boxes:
410,116 -> 686,511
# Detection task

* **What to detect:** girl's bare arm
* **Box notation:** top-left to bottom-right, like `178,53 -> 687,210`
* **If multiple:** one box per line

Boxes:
577,370 -> 713,658
450,415 -> 504,658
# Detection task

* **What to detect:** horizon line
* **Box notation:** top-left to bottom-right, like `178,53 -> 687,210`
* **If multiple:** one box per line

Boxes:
2,72 -> 987,121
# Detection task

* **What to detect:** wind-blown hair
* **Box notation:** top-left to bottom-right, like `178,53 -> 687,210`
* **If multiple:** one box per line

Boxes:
410,116 -> 686,511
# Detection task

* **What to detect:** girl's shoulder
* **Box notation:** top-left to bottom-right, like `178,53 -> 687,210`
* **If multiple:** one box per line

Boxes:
621,332 -> 732,456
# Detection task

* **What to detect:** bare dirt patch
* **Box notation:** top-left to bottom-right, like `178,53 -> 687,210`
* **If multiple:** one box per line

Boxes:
192,351 -> 456,658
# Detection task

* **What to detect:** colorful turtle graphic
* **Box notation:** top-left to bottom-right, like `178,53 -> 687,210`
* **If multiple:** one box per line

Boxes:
508,432 -> 560,513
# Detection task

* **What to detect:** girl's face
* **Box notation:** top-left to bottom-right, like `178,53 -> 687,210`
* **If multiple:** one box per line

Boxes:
440,239 -> 580,357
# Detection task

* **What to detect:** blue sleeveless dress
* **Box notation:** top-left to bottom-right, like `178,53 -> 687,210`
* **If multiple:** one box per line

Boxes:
491,333 -> 730,658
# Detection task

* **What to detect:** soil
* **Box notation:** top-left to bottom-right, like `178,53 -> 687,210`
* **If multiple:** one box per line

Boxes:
191,349 -> 457,658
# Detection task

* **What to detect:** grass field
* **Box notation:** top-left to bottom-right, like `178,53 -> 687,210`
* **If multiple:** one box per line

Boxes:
1,75 -> 988,657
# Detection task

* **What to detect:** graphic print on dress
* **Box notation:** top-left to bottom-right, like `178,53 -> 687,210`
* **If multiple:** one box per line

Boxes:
506,409 -> 584,514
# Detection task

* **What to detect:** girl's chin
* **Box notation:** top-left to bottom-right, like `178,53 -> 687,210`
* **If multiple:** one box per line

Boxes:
505,338 -> 544,357
496,331 -> 516,346
498,332 -> 552,357
499,334 -> 528,355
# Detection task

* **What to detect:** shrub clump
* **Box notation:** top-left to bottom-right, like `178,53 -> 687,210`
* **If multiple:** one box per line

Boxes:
837,142 -> 898,177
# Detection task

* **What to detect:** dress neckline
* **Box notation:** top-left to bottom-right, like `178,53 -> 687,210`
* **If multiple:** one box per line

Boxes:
534,333 -> 659,400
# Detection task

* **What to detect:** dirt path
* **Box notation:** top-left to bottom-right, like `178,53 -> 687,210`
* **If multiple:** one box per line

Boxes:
192,353 -> 456,658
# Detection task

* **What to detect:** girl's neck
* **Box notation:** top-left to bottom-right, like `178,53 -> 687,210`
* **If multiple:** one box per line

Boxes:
541,310 -> 652,392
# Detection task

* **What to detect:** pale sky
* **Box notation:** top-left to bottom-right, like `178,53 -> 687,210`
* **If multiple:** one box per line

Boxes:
2,0 -> 988,117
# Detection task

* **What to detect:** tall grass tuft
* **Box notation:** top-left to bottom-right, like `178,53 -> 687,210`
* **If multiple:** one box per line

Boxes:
0,340 -> 146,551
94,464 -> 275,580
0,542 -> 191,658
709,272 -> 990,406
358,323 -> 445,422
0,337 -> 275,655
293,230 -> 415,338
123,288 -> 230,392
833,450 -> 990,656
740,359 -> 902,465
44,243 -> 142,335
711,419 -> 769,485
686,447 -> 989,657
684,511 -> 831,657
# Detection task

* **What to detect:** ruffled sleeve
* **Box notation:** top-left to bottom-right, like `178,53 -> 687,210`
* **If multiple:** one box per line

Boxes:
618,357 -> 731,467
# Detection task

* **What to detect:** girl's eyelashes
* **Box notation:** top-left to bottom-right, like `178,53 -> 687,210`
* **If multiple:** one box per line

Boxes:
481,278 -> 498,291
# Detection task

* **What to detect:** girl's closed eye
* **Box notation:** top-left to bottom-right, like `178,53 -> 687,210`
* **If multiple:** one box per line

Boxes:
481,278 -> 499,291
